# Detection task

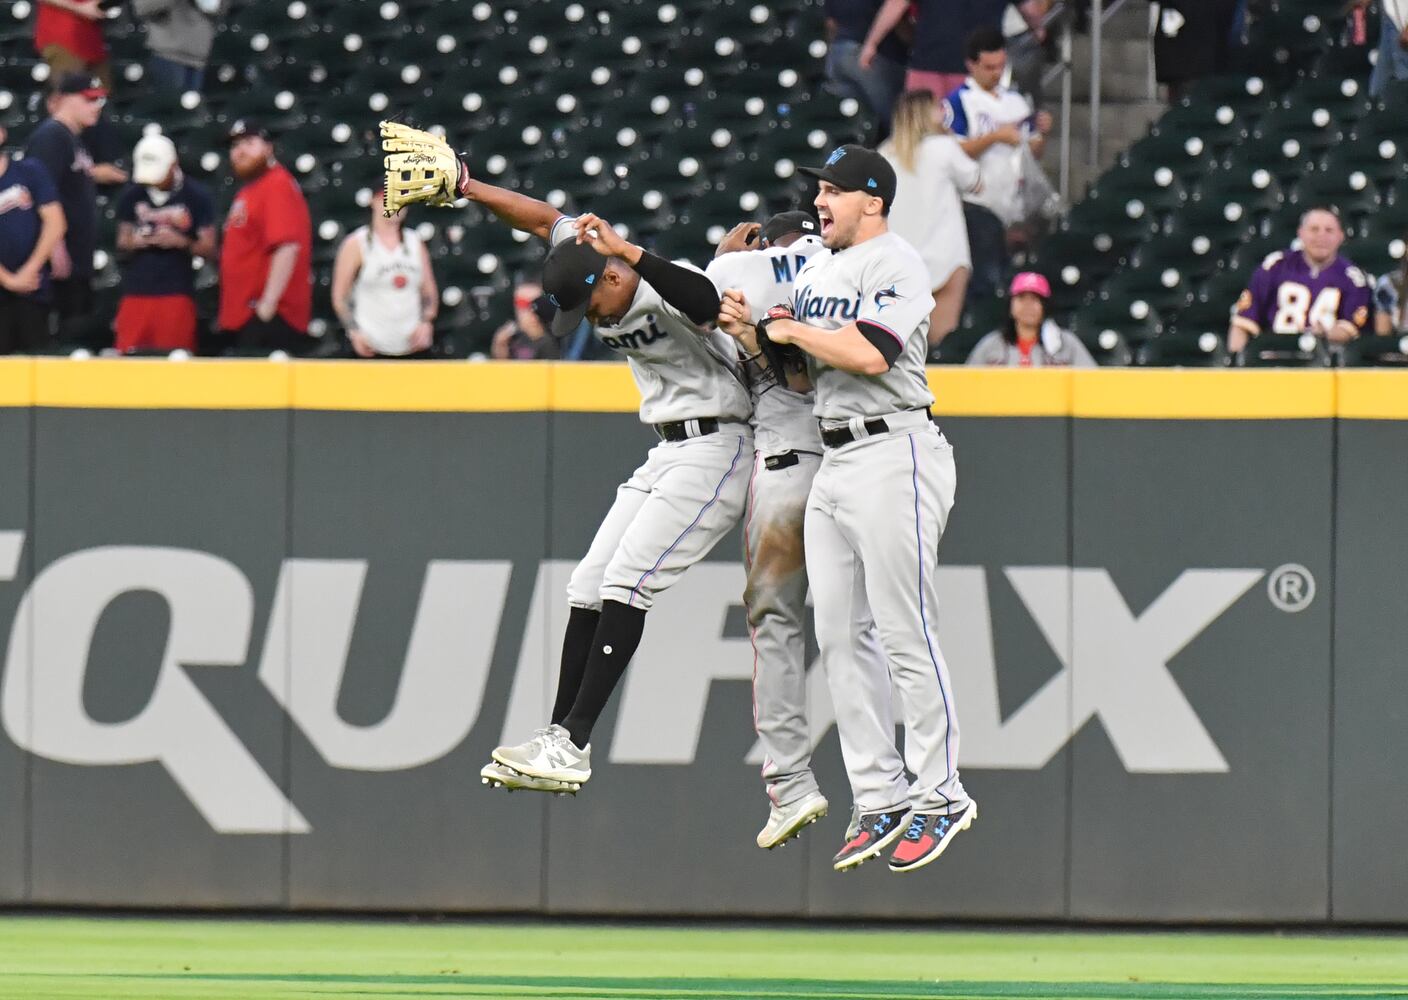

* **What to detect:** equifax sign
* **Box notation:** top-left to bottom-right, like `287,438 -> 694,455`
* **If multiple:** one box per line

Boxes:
0,532 -> 1269,835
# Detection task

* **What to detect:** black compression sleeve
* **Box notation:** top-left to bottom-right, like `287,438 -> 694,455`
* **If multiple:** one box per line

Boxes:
631,251 -> 722,326
856,321 -> 904,369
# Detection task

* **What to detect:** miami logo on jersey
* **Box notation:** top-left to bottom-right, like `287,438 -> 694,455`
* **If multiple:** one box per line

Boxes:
599,315 -> 667,351
793,282 -> 861,322
874,285 -> 899,311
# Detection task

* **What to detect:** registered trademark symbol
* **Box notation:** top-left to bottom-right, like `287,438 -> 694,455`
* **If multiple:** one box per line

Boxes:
1267,564 -> 1315,613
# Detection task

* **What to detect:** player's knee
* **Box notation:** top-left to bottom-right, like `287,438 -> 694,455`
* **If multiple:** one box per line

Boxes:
566,564 -> 606,609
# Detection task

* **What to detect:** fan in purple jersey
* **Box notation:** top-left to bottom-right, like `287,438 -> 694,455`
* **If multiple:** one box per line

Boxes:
1228,207 -> 1373,354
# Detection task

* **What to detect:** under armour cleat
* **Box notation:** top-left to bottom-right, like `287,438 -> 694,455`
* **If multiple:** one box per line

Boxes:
492,723 -> 592,789
888,800 -> 977,873
480,760 -> 578,796
832,807 -> 910,871
756,791 -> 829,849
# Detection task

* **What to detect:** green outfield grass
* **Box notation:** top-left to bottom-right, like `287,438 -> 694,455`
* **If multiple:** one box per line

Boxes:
0,916 -> 1405,1000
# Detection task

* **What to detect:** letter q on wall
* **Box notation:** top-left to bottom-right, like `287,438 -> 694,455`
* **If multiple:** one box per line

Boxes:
1,544 -> 310,835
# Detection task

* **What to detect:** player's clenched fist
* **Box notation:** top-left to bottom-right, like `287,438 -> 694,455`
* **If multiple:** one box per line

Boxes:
573,213 -> 636,261
717,289 -> 753,339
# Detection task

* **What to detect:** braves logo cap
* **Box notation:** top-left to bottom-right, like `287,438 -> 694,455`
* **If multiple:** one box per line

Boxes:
50,72 -> 107,99
542,239 -> 608,336
760,211 -> 818,247
797,144 -> 897,209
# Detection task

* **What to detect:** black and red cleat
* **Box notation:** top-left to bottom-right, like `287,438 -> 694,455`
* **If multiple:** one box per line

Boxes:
887,800 -> 977,874
831,807 -> 910,872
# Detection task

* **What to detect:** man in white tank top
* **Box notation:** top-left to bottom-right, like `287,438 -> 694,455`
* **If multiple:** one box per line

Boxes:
331,191 -> 439,357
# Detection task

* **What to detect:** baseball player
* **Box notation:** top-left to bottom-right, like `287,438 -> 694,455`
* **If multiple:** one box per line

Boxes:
705,212 -> 895,851
718,144 -> 975,874
380,123 -> 753,795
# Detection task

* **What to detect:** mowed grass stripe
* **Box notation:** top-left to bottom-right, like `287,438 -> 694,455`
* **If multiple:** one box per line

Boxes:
1,917 -> 1406,1000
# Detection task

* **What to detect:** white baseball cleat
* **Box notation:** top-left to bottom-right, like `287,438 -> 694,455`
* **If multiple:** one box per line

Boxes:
480,760 -> 578,796
492,723 -> 592,788
757,792 -> 829,849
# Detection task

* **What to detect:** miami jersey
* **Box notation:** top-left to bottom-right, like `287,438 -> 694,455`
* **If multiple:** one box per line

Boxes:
550,216 -> 751,425
1232,249 -> 1372,337
705,235 -> 826,457
791,232 -> 936,421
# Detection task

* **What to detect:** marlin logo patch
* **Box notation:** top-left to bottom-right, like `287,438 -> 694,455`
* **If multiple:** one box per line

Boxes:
874,285 -> 899,311
825,147 -> 846,166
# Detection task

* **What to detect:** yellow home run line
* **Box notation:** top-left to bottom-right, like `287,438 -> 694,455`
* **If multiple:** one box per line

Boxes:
0,359 -> 1401,419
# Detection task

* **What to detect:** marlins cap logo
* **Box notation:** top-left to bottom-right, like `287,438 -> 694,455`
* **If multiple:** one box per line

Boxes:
825,147 -> 846,166
874,285 -> 899,310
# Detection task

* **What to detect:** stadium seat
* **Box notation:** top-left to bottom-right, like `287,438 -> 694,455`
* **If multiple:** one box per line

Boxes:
1340,334 -> 1408,367
1236,333 -> 1331,367
1137,327 -> 1228,367
1071,295 -> 1162,350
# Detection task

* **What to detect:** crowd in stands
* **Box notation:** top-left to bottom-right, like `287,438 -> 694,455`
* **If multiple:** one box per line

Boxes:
1,0 -> 1406,366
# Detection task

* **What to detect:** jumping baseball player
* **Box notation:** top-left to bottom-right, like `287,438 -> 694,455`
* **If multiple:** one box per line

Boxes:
381,123 -> 753,795
705,212 -> 895,851
719,144 -> 975,874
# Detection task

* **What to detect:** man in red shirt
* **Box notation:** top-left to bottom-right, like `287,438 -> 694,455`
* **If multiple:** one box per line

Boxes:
33,0 -> 110,87
217,120 -> 312,355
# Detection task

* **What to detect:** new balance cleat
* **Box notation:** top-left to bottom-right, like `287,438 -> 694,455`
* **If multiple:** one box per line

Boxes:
492,723 -> 592,788
887,800 -> 977,873
756,792 -> 829,849
480,760 -> 578,795
832,807 -> 910,871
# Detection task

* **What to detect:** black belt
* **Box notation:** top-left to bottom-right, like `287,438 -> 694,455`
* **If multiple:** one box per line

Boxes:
764,451 -> 801,470
821,418 -> 889,449
820,408 -> 933,449
655,417 -> 719,442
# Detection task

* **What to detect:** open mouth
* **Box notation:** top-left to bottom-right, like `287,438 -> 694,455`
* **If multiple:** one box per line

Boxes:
819,215 -> 835,237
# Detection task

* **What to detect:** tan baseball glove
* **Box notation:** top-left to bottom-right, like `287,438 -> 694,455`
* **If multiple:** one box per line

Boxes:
380,121 -> 469,216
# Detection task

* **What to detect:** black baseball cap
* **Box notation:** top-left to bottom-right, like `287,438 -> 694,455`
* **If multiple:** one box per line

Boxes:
761,211 -> 818,247
542,239 -> 607,336
798,144 -> 896,209
50,72 -> 107,99
225,119 -> 272,145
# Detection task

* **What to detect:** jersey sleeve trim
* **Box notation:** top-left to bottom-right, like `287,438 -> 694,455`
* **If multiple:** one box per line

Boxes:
856,320 -> 904,368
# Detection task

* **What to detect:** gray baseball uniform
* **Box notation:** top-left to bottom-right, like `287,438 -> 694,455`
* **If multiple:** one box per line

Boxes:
793,231 -> 970,816
552,217 -> 754,613
705,236 -> 895,809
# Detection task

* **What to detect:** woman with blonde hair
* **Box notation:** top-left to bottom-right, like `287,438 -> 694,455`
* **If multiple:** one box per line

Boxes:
880,88 -> 982,349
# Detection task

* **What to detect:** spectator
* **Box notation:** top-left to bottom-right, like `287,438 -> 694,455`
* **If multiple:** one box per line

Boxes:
1228,207 -> 1373,355
1373,255 -> 1407,336
823,0 -> 907,137
33,0 -> 109,89
113,133 -> 216,353
1003,0 -> 1051,108
491,283 -> 560,360
217,120 -> 313,355
23,72 -> 105,349
1152,1 -> 1239,101
331,192 -> 439,358
880,89 -> 982,348
1369,0 -> 1408,99
0,123 -> 66,353
944,27 -> 1053,300
133,0 -> 224,94
966,272 -> 1094,366
861,0 -> 1048,102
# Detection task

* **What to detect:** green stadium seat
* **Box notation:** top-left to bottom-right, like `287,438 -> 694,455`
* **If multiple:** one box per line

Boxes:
1137,330 -> 1228,367
1071,295 -> 1163,349
1340,335 -> 1408,367
1235,333 -> 1331,367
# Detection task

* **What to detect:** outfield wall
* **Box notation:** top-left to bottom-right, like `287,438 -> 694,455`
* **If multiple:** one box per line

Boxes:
0,360 -> 1403,923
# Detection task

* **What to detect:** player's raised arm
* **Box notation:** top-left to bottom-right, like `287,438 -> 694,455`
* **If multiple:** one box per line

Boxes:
379,121 -> 563,240
571,212 -> 721,327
